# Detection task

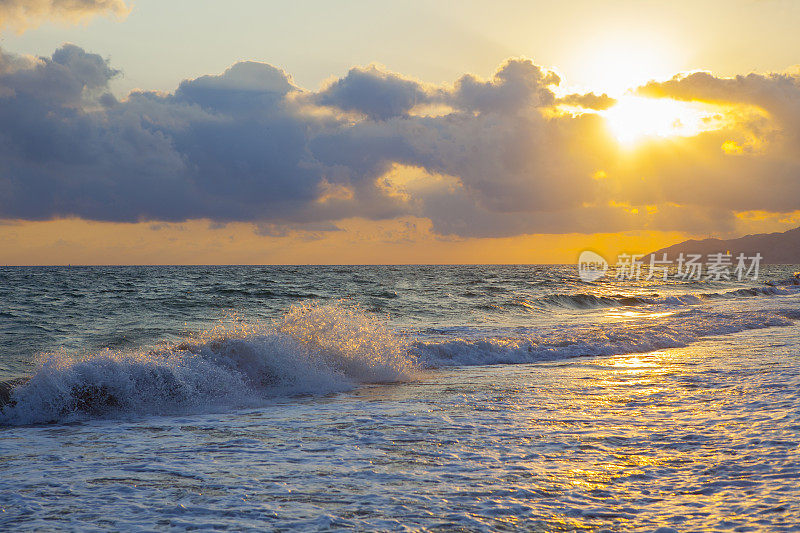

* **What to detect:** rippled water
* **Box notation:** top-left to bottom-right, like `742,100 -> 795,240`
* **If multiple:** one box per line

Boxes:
1,265 -> 799,530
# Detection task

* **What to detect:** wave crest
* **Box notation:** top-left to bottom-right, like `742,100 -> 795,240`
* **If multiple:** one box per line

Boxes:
537,283 -> 798,310
0,303 -> 417,425
414,309 -> 796,367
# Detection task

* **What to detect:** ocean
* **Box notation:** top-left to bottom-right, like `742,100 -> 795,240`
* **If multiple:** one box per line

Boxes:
1,265 -> 799,530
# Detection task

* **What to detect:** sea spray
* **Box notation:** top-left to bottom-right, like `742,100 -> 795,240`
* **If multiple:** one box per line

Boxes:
0,303 -> 418,425
3,293 -> 799,425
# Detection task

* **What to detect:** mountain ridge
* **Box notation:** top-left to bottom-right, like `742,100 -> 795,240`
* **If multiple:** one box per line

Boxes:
648,226 -> 800,264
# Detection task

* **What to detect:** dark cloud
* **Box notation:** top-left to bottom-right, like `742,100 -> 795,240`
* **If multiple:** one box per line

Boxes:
1,45 -> 799,238
315,65 -> 434,120
175,61 -> 297,115
0,43 -> 117,105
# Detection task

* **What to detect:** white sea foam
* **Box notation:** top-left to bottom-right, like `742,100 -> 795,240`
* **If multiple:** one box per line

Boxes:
414,309 -> 799,367
0,303 -> 417,425
2,298 -> 798,425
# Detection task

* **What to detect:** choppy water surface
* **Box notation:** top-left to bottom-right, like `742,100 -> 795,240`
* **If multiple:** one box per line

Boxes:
1,265 -> 799,530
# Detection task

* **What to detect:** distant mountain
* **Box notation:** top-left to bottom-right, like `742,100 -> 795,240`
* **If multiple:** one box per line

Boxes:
648,226 -> 800,264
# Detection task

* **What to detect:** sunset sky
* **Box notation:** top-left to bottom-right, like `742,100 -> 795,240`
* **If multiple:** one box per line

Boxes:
1,0 -> 800,264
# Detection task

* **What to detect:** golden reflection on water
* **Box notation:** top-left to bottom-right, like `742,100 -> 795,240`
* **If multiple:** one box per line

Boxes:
592,350 -> 679,396
542,349 -> 686,513
605,309 -> 676,320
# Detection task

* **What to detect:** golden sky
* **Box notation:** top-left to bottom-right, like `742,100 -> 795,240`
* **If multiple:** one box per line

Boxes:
1,1 -> 799,264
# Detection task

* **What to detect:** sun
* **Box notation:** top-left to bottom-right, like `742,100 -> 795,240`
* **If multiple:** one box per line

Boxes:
604,96 -> 716,146
565,30 -> 683,96
563,33 -> 720,146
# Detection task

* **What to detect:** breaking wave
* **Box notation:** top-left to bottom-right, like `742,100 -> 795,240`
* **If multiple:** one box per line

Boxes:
2,299 -> 799,426
0,303 -> 416,425
414,309 -> 800,367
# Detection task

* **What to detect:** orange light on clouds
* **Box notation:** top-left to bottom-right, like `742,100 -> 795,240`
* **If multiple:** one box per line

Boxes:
559,32 -> 725,147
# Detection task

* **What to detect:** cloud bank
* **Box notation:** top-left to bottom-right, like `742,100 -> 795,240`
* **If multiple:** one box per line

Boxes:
1,44 -> 799,238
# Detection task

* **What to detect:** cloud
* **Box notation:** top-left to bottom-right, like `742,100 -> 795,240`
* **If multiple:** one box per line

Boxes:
0,0 -> 129,33
175,61 -> 298,114
638,71 -> 800,141
557,92 -> 616,110
448,58 -> 559,114
639,71 -> 800,111
627,71 -> 800,217
1,44 -> 799,239
314,64 -> 435,120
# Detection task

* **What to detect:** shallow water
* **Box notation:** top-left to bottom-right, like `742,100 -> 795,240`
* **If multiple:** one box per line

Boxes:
1,265 -> 799,530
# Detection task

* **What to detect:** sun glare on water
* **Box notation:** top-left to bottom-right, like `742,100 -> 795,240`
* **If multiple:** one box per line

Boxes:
604,96 -> 714,146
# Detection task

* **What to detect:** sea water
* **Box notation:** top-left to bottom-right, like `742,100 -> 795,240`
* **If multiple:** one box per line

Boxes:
1,265 -> 799,530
